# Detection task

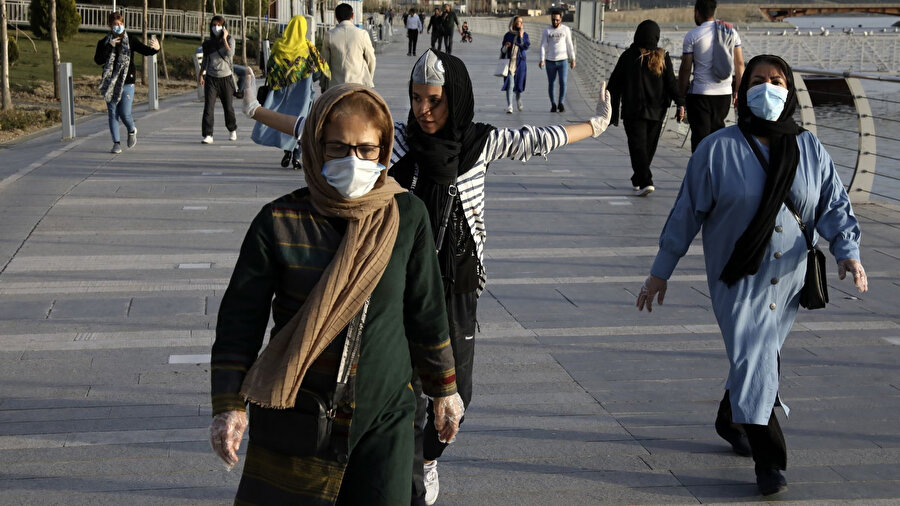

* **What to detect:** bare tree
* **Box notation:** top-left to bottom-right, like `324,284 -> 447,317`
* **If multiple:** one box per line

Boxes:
240,0 -> 246,65
211,0 -> 216,16
199,0 -> 204,39
160,0 -> 169,80
50,0 -> 60,99
1,0 -> 12,110
256,0 -> 261,66
141,0 -> 148,85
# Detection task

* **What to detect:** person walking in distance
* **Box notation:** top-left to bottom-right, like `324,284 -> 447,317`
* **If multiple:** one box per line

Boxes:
607,19 -> 684,196
539,9 -> 575,113
679,0 -> 744,151
94,12 -> 160,154
322,3 -> 376,89
439,4 -> 462,55
427,8 -> 444,51
199,15 -> 238,144
406,8 -> 424,56
500,16 -> 530,114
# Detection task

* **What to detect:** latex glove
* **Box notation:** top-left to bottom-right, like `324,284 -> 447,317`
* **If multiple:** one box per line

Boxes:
432,392 -> 464,444
242,67 -> 261,118
838,258 -> 868,293
209,410 -> 248,470
590,81 -> 612,137
636,274 -> 667,312
109,37 -> 120,47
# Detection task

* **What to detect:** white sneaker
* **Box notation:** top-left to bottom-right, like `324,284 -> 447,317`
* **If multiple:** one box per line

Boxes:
424,461 -> 439,505
505,105 -> 513,114
229,130 -> 237,141
517,99 -> 524,111
633,186 -> 641,191
635,185 -> 655,196
201,135 -> 214,144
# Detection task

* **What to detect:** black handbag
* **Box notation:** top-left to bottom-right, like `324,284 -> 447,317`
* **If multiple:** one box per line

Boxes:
247,298 -> 369,457
785,201 -> 828,309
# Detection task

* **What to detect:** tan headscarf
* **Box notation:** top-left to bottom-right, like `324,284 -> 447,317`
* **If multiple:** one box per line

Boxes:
241,84 -> 406,408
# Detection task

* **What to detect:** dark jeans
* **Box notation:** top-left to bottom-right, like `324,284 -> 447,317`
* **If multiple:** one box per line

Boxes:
430,30 -> 442,50
411,290 -> 477,502
685,93 -> 731,152
717,390 -> 787,471
407,29 -> 419,54
623,118 -> 663,189
202,75 -> 237,137
442,32 -> 454,54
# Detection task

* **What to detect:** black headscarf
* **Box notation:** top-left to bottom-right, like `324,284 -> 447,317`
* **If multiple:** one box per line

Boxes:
719,54 -> 804,286
391,50 -> 494,293
633,19 -> 660,50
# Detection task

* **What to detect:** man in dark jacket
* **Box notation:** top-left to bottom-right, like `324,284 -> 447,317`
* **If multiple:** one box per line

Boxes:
439,4 -> 461,54
427,8 -> 444,51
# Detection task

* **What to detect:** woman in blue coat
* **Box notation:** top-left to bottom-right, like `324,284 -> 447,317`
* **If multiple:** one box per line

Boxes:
500,16 -> 529,114
636,55 -> 868,497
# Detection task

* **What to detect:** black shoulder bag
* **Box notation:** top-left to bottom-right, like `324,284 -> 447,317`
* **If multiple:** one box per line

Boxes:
248,297 -> 370,457
743,130 -> 828,310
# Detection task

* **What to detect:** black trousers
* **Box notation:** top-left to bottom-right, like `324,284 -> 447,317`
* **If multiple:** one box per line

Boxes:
411,290 -> 477,502
717,390 -> 787,471
202,75 -> 237,137
623,118 -> 663,189
685,93 -> 731,152
430,30 -> 442,50
442,33 -> 454,54
407,29 -> 419,55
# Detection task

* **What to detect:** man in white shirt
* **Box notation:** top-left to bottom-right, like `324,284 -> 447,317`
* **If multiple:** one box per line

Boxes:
679,0 -> 744,151
405,7 -> 424,56
539,10 -> 576,113
321,3 -> 376,90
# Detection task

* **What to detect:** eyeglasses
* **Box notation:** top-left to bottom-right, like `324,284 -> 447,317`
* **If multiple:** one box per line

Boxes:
322,142 -> 383,161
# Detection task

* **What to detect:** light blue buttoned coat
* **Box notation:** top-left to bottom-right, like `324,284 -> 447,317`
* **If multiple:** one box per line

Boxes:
651,126 -> 861,425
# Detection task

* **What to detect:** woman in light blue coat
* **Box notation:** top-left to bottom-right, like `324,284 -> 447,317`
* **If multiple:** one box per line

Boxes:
636,55 -> 868,497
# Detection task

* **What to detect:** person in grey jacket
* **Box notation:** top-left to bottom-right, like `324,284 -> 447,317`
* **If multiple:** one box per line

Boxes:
200,15 -> 237,144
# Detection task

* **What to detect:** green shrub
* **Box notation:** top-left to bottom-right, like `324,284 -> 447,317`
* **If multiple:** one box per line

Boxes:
29,0 -> 82,41
165,54 -> 200,80
0,108 -> 60,131
6,38 -> 19,65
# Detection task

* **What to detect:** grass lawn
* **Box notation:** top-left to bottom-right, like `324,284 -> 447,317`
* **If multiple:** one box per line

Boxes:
9,29 -> 209,88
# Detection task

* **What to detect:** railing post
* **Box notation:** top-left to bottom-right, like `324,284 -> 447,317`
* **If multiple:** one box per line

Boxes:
845,77 -> 877,204
791,72 -> 817,137
148,53 -> 159,110
59,62 -> 76,140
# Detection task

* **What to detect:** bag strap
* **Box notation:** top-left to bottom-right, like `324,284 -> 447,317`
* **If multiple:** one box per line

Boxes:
331,296 -> 370,410
409,166 -> 458,255
740,128 -> 813,250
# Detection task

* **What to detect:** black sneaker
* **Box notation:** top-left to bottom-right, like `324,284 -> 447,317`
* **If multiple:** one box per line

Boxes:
127,128 -> 137,148
281,151 -> 292,168
558,103 -> 565,112
550,103 -> 557,112
756,467 -> 787,496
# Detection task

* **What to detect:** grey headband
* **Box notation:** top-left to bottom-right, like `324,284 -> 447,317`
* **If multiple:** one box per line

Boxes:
411,51 -> 445,87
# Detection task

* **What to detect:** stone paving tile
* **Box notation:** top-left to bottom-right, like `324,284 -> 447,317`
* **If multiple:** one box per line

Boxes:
47,298 -> 130,319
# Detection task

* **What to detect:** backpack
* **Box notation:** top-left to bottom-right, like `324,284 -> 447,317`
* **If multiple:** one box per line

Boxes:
710,20 -> 736,82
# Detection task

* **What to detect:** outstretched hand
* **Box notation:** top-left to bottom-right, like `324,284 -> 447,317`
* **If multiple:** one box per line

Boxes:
589,81 -> 612,137
242,67 -> 261,118
636,274 -> 667,312
838,258 -> 868,292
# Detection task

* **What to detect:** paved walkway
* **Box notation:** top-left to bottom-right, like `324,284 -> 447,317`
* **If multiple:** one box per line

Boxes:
1,30 -> 899,505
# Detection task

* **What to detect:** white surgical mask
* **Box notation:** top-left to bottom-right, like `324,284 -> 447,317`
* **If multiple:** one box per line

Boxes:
112,25 -> 125,35
321,156 -> 386,199
212,25 -> 223,34
746,83 -> 788,121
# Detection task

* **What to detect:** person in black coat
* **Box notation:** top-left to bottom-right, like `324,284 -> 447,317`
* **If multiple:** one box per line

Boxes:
608,19 -> 684,196
94,11 -> 160,154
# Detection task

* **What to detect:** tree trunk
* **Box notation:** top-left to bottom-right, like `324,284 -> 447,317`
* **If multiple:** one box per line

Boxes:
142,0 -> 148,85
211,0 -> 216,16
50,0 -> 60,99
200,0 -> 204,40
256,0 -> 261,67
161,0 -> 169,80
1,0 -> 13,110
240,0 -> 246,65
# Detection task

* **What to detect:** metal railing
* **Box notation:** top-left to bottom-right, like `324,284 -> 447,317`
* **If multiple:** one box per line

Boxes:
7,0 -> 282,40
570,29 -> 900,205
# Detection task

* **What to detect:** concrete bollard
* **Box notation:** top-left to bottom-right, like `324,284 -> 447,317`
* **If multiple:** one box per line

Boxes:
148,53 -> 159,111
59,62 -> 76,140
193,47 -> 204,101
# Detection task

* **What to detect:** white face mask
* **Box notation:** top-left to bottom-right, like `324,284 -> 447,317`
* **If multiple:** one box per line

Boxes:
212,25 -> 223,34
746,82 -> 789,121
321,156 -> 386,199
